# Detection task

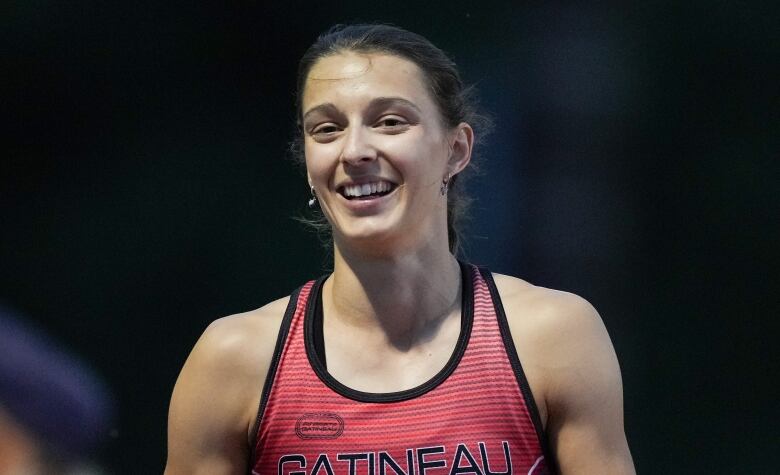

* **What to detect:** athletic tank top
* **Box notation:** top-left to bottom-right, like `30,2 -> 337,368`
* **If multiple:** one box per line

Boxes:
250,263 -> 555,474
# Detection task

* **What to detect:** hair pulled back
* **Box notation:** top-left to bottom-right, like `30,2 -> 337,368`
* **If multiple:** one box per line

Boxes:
292,23 -> 490,255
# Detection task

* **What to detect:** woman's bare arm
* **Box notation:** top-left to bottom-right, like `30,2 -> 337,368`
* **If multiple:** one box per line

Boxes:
495,274 -> 635,474
164,297 -> 288,475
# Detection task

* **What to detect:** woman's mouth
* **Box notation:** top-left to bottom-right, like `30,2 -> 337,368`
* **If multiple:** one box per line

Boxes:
338,180 -> 397,200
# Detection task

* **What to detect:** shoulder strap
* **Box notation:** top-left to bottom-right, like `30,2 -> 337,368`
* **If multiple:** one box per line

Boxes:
477,267 -> 558,473
248,285 -> 306,455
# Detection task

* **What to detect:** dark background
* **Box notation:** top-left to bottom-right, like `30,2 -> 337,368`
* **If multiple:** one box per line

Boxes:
2,2 -> 777,473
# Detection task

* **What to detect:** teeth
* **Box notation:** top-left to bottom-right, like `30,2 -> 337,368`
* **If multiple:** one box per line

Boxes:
342,181 -> 393,198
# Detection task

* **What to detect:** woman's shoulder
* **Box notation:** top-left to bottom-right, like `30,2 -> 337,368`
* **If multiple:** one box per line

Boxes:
172,295 -> 292,402
171,295 -> 293,428
195,295 -> 292,373
489,272 -> 602,334
488,272 -> 620,425
488,272 -> 609,378
166,295 -> 294,469
486,272 -> 630,470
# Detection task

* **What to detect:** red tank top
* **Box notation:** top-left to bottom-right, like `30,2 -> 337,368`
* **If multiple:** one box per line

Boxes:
250,263 -> 555,474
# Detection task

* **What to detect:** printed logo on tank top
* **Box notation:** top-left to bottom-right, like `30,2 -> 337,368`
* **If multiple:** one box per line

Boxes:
295,412 -> 344,439
276,441 -> 545,475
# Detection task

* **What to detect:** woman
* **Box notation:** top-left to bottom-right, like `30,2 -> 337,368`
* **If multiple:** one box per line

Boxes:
165,24 -> 634,474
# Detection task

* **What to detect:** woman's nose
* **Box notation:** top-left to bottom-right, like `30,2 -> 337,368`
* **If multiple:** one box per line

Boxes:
339,126 -> 377,166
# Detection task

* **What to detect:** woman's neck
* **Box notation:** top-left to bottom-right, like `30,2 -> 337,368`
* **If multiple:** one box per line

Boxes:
324,243 -> 462,346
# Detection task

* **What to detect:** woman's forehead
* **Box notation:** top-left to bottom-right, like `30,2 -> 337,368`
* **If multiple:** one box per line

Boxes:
302,52 -> 432,111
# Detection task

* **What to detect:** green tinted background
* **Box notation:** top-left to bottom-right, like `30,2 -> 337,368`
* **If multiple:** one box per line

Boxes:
2,2 -> 777,473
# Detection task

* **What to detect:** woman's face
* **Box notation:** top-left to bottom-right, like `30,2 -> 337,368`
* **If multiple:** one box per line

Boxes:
301,51 -> 469,254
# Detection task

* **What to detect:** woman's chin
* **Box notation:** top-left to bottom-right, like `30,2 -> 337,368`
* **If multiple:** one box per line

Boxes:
335,225 -> 395,246
332,223 -> 407,254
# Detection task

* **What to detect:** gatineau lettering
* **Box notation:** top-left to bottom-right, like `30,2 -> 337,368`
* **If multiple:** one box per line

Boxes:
277,442 -> 514,475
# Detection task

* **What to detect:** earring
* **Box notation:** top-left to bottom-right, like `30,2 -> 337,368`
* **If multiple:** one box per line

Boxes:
440,173 -> 451,196
308,186 -> 317,208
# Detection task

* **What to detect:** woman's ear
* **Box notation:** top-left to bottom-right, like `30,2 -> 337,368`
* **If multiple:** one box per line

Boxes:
448,122 -> 474,176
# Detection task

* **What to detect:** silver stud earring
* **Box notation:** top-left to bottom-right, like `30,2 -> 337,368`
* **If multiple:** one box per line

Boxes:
440,173 -> 451,196
308,186 -> 317,208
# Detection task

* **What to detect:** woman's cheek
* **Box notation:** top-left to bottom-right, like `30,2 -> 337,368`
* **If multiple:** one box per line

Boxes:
305,146 -> 337,181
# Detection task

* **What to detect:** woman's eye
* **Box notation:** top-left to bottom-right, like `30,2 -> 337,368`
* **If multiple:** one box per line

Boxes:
311,124 -> 340,135
376,117 -> 407,128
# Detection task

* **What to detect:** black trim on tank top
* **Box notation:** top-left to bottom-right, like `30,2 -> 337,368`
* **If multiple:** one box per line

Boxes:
248,287 -> 301,462
312,290 -> 326,369
479,267 -> 559,474
305,260 -> 474,403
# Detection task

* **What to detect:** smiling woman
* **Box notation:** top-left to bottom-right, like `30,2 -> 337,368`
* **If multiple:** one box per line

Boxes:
164,24 -> 635,475
301,51 -> 468,255
292,26 -> 488,256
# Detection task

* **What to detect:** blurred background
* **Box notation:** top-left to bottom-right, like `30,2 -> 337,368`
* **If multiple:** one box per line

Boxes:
2,1 -> 777,473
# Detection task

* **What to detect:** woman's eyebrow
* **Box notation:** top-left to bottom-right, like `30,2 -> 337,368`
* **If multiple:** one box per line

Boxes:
302,103 -> 339,122
369,97 -> 421,113
303,97 -> 421,122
